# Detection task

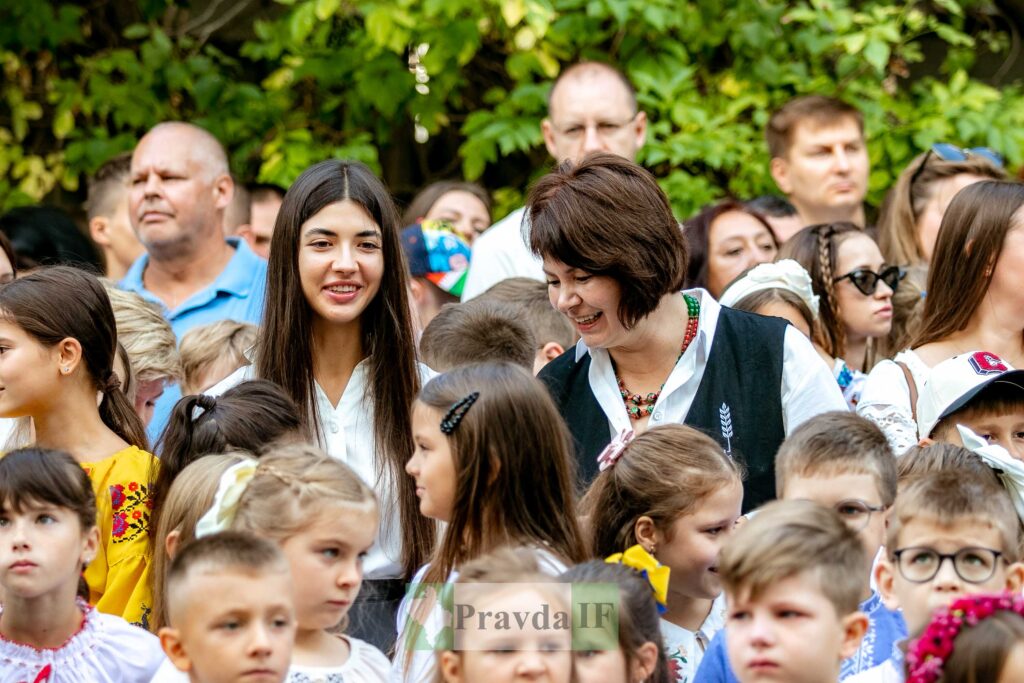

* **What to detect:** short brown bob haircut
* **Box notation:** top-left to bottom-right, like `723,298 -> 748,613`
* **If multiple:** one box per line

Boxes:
719,499 -> 866,617
527,153 -> 687,330
766,95 -> 864,160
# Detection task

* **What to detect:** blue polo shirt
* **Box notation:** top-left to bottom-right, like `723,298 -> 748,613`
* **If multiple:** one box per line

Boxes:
120,237 -> 268,444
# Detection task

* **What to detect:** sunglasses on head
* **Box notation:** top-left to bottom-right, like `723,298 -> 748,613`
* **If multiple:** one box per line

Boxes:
833,265 -> 905,296
907,143 -> 1005,209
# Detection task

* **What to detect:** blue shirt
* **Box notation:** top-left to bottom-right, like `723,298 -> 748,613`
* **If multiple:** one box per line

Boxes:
692,591 -> 906,683
119,237 -> 268,443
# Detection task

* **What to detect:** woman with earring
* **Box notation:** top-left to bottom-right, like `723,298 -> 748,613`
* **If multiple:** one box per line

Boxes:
858,180 -> 1024,454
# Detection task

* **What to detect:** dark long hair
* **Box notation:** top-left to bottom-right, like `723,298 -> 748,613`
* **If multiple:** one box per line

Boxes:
913,181 -> 1024,348
256,159 -> 431,578
150,379 -> 303,540
0,266 -> 148,451
683,199 -> 779,291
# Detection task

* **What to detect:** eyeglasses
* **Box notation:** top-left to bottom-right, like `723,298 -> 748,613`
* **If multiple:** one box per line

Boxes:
892,546 -> 1006,584
552,114 -> 638,142
832,265 -> 905,296
832,499 -> 887,533
907,143 -> 1005,212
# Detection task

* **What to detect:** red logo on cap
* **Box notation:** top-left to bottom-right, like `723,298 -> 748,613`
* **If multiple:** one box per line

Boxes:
968,351 -> 1008,376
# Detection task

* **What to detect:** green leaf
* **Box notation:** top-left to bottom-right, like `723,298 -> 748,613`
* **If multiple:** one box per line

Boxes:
123,24 -> 150,40
863,39 -> 890,72
315,0 -> 340,20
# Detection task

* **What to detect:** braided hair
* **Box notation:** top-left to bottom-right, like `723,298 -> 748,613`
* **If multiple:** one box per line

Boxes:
777,222 -> 863,361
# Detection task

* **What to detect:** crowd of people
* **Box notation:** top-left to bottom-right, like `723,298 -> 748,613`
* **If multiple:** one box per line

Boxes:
1,59 -> 1024,683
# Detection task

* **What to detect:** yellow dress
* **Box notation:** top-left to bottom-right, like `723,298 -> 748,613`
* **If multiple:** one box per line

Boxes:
81,445 -> 157,630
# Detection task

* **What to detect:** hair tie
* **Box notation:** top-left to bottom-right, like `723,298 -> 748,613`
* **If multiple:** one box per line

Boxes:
103,372 -> 122,394
440,392 -> 479,435
606,544 -> 670,613
597,429 -> 635,472
906,593 -> 1024,683
195,459 -> 259,538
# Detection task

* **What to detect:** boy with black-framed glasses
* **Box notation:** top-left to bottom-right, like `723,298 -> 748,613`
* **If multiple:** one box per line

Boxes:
847,470 -> 1024,683
695,412 -> 906,682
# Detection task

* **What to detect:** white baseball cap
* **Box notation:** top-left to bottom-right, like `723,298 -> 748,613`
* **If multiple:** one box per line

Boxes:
917,351 -> 1024,438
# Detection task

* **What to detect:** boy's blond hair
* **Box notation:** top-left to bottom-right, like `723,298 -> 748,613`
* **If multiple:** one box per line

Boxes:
103,283 -> 182,383
719,499 -> 866,617
886,470 -> 1021,562
178,320 -> 257,394
775,411 -> 896,506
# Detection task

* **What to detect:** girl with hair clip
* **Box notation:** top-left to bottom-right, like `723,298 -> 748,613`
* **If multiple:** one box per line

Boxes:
149,379 -> 303,539
436,547 -> 575,683
208,159 -> 434,649
581,423 -> 743,683
0,265 -> 155,627
779,223 -> 902,406
562,553 -> 672,683
395,362 -> 587,683
905,593 -> 1024,683
0,448 -> 164,681
858,181 -> 1024,455
153,443 -> 390,683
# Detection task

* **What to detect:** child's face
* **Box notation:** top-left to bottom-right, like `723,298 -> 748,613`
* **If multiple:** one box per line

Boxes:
441,587 -> 573,683
408,401 -> 457,522
782,472 -> 886,579
725,572 -> 867,683
652,480 -> 743,601
278,503 -> 378,631
574,642 -> 658,683
0,499 -> 97,599
999,642 -> 1024,683
0,321 -> 60,418
876,516 -> 1024,635
162,569 -> 295,683
936,412 -> 1024,462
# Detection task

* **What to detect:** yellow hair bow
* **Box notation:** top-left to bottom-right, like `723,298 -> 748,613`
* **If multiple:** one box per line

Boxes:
605,544 -> 670,613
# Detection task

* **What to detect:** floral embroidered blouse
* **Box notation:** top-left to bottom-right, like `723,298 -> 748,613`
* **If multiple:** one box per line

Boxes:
660,593 -> 727,683
81,445 -> 157,630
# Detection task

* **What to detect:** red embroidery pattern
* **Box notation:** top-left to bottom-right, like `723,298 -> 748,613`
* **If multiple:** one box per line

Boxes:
108,481 -> 151,544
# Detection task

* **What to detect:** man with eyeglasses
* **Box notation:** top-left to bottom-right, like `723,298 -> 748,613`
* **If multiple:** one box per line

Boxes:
461,62 -> 647,301
766,95 -> 871,230
846,470 -> 1024,683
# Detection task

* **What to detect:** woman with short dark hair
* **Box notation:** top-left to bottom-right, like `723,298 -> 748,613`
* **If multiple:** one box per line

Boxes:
532,153 -> 846,509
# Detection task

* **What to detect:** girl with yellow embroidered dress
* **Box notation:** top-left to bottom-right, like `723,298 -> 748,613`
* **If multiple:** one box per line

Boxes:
582,424 -> 743,683
0,266 -> 156,628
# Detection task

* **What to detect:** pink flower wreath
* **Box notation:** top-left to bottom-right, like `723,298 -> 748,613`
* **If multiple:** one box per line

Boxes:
906,592 -> 1024,683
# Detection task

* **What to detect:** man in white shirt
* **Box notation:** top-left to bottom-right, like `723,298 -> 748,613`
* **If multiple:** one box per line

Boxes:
461,62 -> 648,300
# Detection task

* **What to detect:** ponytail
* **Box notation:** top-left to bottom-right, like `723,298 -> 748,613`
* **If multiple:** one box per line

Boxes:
99,371 -> 149,453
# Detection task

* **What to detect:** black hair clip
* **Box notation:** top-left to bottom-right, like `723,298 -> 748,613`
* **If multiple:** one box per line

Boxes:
440,392 -> 480,435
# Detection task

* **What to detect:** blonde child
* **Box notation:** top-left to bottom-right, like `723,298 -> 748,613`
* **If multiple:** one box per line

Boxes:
697,412 -> 906,681
719,500 -> 870,683
581,424 -> 743,683
849,471 -> 1024,683
178,320 -> 257,395
395,362 -> 587,683
563,552 -> 671,683
202,444 -> 392,682
437,548 -> 574,683
0,448 -> 164,681
904,593 -> 1024,683
158,531 -> 296,683
0,266 -> 156,626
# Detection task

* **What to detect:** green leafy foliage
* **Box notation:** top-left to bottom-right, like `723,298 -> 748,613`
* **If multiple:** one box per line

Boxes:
1,0 -> 1022,219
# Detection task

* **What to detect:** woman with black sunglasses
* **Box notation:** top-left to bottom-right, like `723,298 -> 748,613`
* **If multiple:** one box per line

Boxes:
858,181 -> 1024,455
778,222 -> 902,408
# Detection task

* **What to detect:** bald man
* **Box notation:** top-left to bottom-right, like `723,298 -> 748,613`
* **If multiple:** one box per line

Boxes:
121,122 -> 267,439
461,62 -> 647,301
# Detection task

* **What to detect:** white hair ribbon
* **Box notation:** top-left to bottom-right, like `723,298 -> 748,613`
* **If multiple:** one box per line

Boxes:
195,459 -> 259,539
717,259 -> 820,319
958,425 -> 1024,525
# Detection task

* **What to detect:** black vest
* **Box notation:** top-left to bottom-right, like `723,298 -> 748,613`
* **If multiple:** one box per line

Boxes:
538,307 -> 787,511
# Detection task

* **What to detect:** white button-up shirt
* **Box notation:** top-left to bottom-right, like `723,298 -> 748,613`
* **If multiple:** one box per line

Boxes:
209,360 -> 436,579
578,289 -> 847,439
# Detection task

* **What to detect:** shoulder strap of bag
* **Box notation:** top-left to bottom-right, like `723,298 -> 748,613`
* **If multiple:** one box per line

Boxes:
896,361 -> 918,423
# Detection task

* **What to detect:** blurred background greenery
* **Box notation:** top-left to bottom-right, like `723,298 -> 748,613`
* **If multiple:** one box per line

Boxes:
1,0 -> 1022,220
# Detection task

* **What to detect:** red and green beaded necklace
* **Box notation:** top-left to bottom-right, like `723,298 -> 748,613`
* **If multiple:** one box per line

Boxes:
617,294 -> 700,421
